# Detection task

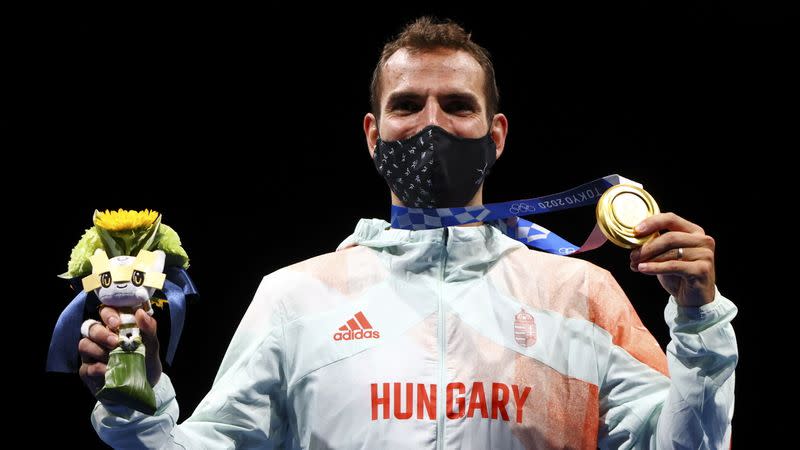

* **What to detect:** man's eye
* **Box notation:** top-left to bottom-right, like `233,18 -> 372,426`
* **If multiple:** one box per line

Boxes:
446,102 -> 473,114
392,102 -> 420,112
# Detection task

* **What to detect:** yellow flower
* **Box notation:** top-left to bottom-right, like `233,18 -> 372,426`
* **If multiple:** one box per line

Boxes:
94,209 -> 160,231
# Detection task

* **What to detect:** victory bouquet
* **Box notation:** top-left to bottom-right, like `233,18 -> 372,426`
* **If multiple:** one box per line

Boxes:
47,209 -> 198,414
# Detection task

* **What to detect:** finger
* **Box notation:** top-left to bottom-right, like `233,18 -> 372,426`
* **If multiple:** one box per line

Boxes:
135,309 -> 163,386
79,361 -> 108,379
648,247 -> 687,263
135,309 -> 159,350
88,321 -> 119,350
632,248 -> 683,270
631,232 -> 712,264
635,212 -> 704,237
79,337 -> 110,364
636,259 -> 713,278
99,305 -> 121,331
630,247 -> 713,271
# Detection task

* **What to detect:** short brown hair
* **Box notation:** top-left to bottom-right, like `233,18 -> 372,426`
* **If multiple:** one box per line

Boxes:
370,17 -> 499,122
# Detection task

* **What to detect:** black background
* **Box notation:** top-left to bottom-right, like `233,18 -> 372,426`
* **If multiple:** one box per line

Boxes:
16,3 -> 791,448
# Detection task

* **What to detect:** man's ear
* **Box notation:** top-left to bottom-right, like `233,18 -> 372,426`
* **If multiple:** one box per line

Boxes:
364,113 -> 379,159
490,113 -> 509,161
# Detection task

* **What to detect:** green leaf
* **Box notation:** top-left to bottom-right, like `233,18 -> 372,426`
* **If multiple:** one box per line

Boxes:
95,346 -> 156,415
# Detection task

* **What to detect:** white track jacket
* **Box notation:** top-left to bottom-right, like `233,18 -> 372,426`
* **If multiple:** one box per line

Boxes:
92,218 -> 738,449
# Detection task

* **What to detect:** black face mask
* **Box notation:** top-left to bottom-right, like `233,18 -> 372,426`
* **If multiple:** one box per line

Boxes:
373,125 -> 496,208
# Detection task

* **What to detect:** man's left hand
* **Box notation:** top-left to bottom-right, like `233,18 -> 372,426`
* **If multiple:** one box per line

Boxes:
630,212 -> 716,307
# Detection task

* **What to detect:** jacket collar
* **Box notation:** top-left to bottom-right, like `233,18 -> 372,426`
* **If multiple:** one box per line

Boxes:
337,218 -> 526,280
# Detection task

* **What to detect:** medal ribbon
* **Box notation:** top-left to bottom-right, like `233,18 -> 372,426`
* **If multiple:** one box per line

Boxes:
390,174 -> 642,255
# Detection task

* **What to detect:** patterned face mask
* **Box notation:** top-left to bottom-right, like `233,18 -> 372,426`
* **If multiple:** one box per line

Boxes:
373,125 -> 496,208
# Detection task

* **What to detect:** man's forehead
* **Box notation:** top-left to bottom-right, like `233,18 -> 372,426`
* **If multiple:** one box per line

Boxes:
384,47 -> 482,71
381,48 -> 485,99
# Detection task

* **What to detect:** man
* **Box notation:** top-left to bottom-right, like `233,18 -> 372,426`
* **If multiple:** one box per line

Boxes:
81,17 -> 737,449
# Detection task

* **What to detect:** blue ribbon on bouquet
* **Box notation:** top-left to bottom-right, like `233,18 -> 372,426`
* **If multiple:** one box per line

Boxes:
46,267 -> 198,373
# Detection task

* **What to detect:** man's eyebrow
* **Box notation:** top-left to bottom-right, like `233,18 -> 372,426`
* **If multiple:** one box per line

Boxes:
440,92 -> 480,106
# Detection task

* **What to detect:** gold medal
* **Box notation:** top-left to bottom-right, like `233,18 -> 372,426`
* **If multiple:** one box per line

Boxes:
596,184 -> 659,249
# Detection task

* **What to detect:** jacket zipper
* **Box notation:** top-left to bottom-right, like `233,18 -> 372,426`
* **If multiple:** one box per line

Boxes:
436,226 -> 449,450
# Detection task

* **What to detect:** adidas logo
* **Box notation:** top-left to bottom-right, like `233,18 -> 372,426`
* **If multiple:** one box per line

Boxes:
333,311 -> 381,341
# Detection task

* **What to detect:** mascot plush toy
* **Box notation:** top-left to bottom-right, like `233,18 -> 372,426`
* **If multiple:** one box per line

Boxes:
47,209 -> 197,415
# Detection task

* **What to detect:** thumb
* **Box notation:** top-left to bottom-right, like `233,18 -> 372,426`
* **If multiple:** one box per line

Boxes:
135,307 -> 163,387
135,308 -> 159,350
